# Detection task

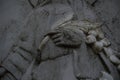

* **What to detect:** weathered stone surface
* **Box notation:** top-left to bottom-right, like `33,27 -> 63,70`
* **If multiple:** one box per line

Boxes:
91,0 -> 120,53
0,0 -> 120,80
0,0 -> 32,64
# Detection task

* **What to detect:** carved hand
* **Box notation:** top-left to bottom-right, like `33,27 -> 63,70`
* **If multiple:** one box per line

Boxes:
47,28 -> 83,48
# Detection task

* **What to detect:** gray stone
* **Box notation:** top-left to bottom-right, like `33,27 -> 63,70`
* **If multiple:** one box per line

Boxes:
0,0 -> 120,80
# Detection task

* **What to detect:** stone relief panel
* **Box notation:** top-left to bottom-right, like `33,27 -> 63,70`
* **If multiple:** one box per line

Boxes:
0,0 -> 120,80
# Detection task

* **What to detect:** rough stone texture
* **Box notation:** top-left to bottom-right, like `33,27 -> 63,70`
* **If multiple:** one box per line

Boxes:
0,0 -> 120,80
90,0 -> 120,53
0,0 -> 32,63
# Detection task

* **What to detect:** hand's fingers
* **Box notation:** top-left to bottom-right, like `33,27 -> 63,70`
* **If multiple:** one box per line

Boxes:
46,31 -> 60,36
51,33 -> 62,39
55,41 -> 64,46
53,37 -> 62,43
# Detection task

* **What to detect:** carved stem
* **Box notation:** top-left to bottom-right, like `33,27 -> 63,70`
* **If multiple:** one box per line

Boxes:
38,36 -> 50,51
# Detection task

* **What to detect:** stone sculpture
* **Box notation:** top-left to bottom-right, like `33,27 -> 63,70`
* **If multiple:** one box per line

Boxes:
0,0 -> 120,80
